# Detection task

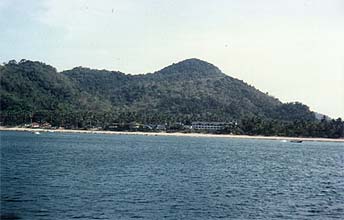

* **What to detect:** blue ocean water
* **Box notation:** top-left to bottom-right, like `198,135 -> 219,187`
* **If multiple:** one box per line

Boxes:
1,131 -> 344,219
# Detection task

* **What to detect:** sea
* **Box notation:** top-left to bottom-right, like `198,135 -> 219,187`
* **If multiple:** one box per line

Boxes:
1,131 -> 344,219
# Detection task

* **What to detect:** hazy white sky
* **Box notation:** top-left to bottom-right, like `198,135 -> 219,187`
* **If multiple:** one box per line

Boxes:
1,0 -> 343,118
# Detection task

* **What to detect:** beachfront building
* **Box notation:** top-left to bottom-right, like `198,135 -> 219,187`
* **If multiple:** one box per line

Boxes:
31,122 -> 40,128
191,122 -> 230,131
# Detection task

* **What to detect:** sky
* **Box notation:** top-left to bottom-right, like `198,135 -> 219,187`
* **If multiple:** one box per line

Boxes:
1,0 -> 343,118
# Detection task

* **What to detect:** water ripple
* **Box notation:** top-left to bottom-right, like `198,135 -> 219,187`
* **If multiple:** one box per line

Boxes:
1,131 -> 344,219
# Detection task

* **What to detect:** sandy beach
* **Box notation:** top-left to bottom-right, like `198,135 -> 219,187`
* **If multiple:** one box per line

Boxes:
1,126 -> 343,143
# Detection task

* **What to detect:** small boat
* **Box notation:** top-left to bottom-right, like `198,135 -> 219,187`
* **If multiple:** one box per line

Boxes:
290,140 -> 302,143
33,131 -> 40,135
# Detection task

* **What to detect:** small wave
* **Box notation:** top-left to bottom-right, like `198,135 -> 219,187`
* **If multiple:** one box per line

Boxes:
3,198 -> 34,203
0,213 -> 21,219
131,215 -> 144,219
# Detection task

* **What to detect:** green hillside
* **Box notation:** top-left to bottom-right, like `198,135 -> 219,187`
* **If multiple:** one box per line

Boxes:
62,58 -> 315,122
0,60 -> 112,126
1,58 -> 342,137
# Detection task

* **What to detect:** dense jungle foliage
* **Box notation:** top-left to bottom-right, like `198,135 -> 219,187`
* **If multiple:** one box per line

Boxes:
1,59 -> 342,138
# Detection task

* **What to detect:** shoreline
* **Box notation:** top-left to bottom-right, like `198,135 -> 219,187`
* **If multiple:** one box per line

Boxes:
1,127 -> 344,143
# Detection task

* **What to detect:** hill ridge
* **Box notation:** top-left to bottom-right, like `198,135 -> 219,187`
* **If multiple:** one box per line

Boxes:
1,58 -> 316,124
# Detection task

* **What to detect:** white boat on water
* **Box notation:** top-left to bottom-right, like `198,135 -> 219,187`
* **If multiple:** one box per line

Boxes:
33,131 -> 40,135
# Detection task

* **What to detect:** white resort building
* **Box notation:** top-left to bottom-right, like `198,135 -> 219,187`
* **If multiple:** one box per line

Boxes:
191,122 -> 232,131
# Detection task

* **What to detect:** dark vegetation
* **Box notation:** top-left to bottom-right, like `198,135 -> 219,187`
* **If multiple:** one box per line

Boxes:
0,59 -> 343,138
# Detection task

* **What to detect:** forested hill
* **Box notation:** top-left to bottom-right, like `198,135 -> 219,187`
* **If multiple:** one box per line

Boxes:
1,58 -> 316,123
2,58 -> 343,138
62,58 -> 315,122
